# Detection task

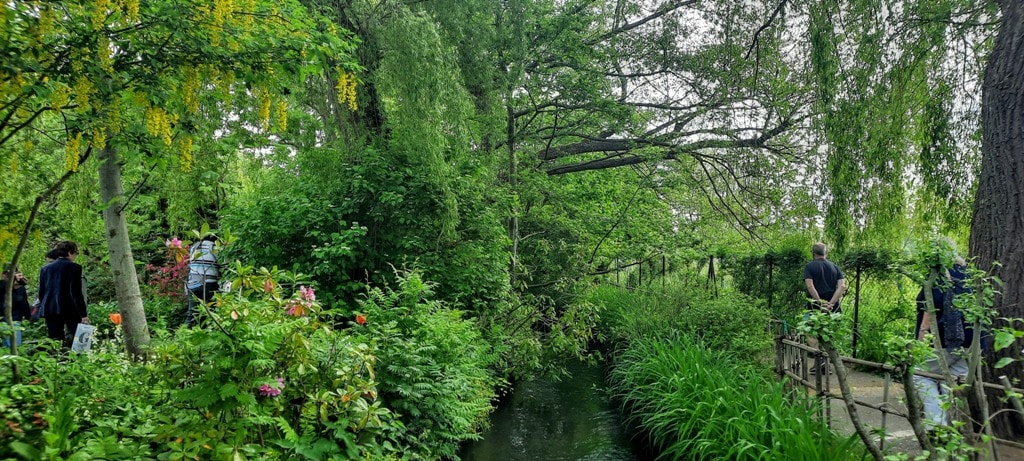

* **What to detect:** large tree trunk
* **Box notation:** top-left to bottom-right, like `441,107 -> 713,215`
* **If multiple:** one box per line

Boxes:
98,147 -> 151,358
970,0 -> 1024,438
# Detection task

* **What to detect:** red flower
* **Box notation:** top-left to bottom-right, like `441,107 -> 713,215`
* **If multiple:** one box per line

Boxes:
355,314 -> 366,325
109,313 -> 122,325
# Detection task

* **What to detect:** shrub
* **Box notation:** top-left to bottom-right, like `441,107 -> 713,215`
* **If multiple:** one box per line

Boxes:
352,270 -> 498,459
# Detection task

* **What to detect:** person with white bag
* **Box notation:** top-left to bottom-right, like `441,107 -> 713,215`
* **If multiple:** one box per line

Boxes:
37,241 -> 89,349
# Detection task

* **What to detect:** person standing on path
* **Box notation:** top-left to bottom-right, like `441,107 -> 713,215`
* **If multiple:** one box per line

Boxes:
802,242 -> 847,373
913,258 -> 971,433
184,234 -> 220,327
37,241 -> 89,348
804,242 -> 847,314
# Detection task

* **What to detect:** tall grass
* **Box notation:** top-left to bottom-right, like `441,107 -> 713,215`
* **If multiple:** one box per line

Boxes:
610,336 -> 866,461
587,281 -> 773,366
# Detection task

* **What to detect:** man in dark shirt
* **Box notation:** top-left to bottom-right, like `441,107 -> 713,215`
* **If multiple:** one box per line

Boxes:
803,242 -> 846,313
38,241 -> 89,347
800,243 -> 846,374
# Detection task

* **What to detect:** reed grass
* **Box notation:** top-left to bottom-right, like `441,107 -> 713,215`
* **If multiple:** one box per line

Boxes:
610,336 -> 867,461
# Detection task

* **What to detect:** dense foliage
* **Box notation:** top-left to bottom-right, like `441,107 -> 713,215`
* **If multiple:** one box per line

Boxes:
3,0 -> 1020,455
0,266 -> 496,459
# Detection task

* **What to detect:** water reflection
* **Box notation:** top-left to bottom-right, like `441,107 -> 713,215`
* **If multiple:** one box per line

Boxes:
461,361 -> 645,461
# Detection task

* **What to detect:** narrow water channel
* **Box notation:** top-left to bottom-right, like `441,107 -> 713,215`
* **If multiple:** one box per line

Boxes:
461,361 -> 647,461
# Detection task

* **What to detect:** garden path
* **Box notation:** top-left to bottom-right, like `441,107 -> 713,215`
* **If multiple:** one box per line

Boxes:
825,368 -> 1024,460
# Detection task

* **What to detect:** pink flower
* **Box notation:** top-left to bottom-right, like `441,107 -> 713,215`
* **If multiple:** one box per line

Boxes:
299,285 -> 316,301
285,301 -> 309,317
263,279 -> 274,293
165,237 -> 183,249
258,378 -> 284,397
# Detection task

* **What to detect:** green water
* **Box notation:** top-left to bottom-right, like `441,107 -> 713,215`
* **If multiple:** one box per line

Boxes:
461,361 -> 646,461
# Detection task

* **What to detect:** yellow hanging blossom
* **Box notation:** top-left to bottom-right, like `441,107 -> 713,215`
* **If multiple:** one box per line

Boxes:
66,132 -> 83,172
238,0 -> 255,28
275,100 -> 288,132
256,87 -> 271,130
182,66 -> 200,114
98,36 -> 115,74
179,136 -> 193,172
50,83 -> 70,115
73,77 -> 95,113
121,0 -> 139,22
336,70 -> 358,111
145,106 -> 173,146
212,0 -> 234,26
92,0 -> 111,30
92,127 -> 107,150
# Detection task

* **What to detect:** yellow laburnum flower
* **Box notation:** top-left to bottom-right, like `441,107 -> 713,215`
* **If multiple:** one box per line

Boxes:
98,36 -> 115,74
66,132 -> 83,172
275,100 -> 288,132
182,66 -> 200,114
93,0 -> 111,30
212,0 -> 233,26
179,136 -> 193,172
121,0 -> 139,22
335,71 -> 358,112
144,106 -> 173,145
256,87 -> 271,130
73,77 -> 95,113
51,83 -> 70,115
92,127 -> 107,150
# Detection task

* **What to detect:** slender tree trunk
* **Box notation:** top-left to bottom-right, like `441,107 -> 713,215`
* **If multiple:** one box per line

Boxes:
970,0 -> 1024,438
98,147 -> 150,358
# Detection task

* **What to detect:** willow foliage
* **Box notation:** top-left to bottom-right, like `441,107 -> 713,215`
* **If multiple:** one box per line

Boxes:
806,0 -> 995,251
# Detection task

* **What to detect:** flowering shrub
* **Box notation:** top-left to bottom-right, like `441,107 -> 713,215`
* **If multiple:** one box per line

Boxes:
143,237 -> 190,302
1,264 -> 403,460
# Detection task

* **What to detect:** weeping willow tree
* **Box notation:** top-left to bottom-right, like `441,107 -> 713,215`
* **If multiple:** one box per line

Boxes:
804,0 -> 993,253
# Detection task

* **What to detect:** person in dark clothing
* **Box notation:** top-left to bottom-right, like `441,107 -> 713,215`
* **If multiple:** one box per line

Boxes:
803,242 -> 847,314
913,258 -> 972,431
38,241 -> 89,347
2,268 -> 32,347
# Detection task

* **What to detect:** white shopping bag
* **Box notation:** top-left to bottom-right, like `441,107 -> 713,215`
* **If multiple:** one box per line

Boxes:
71,323 -> 97,353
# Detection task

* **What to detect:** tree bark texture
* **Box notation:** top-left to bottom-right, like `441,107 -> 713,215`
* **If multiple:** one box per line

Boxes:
98,147 -> 151,358
970,0 -> 1024,438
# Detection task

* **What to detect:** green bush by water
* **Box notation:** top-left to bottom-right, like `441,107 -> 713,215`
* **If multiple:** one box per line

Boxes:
588,282 -> 772,366
610,337 -> 866,461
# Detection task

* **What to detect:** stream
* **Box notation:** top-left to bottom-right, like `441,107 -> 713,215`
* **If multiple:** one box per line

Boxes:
460,361 -> 649,461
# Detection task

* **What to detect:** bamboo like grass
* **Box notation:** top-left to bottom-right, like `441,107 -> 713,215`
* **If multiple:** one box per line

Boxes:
610,337 -> 867,461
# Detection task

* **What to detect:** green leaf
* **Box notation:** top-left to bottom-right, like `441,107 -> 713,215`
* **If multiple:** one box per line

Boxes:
995,331 -> 1015,351
995,357 -> 1014,369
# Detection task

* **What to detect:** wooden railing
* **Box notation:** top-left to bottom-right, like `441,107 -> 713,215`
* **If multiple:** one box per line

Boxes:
771,320 -> 1024,452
